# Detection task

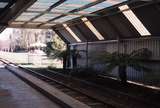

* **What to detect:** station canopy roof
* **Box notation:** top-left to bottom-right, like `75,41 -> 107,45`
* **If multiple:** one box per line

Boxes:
9,0 -> 127,29
1,0 -> 160,43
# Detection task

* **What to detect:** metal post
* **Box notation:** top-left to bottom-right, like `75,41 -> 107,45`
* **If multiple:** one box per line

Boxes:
117,36 -> 120,54
27,34 -> 29,64
86,40 -> 89,69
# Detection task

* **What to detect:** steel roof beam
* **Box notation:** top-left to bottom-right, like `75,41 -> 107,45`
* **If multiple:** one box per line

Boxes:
26,10 -> 99,16
22,0 -> 66,26
38,0 -> 106,27
0,0 -> 36,32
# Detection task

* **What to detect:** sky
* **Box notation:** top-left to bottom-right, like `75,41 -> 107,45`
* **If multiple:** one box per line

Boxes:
0,28 -> 12,41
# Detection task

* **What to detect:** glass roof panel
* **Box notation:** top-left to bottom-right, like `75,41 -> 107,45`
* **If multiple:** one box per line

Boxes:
63,24 -> 82,42
14,0 -> 127,27
28,0 -> 59,11
51,0 -> 98,13
78,0 -> 126,14
53,15 -> 80,23
81,17 -> 104,40
119,5 -> 151,36
15,12 -> 40,21
34,13 -> 60,22
50,0 -> 126,23
0,2 -> 8,8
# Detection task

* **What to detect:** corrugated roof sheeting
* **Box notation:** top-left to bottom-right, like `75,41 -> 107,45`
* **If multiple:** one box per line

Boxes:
58,27 -> 78,43
54,29 -> 70,44
69,26 -> 87,42
87,16 -> 119,40
54,1 -> 158,43
107,10 -> 141,38
74,21 -> 99,41
129,1 -> 160,36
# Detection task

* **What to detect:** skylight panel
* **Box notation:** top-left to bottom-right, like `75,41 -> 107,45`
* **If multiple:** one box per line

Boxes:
0,2 -> 8,8
51,0 -> 97,13
34,14 -> 60,22
81,17 -> 104,40
119,5 -> 151,36
63,24 -> 81,42
53,15 -> 80,23
15,12 -> 40,21
28,0 -> 59,11
79,0 -> 126,14
37,0 -> 59,3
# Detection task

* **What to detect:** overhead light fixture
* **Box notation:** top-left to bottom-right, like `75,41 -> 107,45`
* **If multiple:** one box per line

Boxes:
81,17 -> 104,40
119,5 -> 151,36
0,2 -> 8,8
63,24 -> 81,42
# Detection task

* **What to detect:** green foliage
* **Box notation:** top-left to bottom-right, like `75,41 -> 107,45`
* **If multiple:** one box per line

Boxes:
52,35 -> 66,51
46,42 -> 55,56
55,49 -> 81,59
92,48 -> 152,83
56,50 -> 68,60
46,34 -> 66,58
94,48 -> 152,72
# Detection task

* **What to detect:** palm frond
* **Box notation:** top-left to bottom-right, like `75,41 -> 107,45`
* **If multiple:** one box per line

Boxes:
90,51 -> 111,63
130,48 -> 152,59
129,62 -> 152,72
105,63 -> 118,73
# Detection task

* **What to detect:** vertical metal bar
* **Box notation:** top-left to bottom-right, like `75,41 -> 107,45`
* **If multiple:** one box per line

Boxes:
86,40 -> 89,69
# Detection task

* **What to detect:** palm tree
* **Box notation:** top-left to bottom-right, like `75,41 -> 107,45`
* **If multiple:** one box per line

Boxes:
46,42 -> 68,69
46,42 -> 55,56
94,48 -> 152,84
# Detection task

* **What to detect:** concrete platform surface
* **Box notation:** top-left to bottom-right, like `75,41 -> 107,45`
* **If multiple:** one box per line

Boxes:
0,67 -> 62,108
6,65 -> 91,108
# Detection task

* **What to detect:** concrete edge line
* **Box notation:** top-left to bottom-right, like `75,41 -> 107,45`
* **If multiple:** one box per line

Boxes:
6,65 -> 91,108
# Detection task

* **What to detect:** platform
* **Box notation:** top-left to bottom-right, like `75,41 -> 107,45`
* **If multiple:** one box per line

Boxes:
6,65 -> 91,108
0,66 -> 61,108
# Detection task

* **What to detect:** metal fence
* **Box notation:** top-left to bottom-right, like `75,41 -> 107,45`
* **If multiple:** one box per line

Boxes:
70,37 -> 160,87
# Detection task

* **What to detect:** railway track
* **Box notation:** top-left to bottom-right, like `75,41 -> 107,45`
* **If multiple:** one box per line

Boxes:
18,67 -> 114,108
1,59 -> 112,108
1,59 -> 159,108
19,67 -> 160,108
